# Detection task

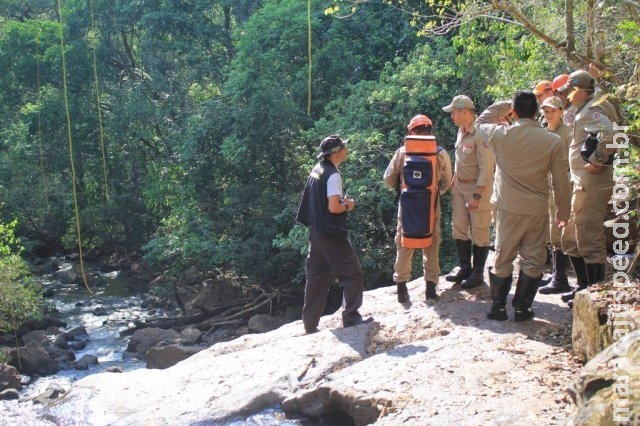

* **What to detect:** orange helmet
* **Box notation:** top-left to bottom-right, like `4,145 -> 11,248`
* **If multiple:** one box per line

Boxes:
407,114 -> 433,132
533,80 -> 553,96
552,74 -> 570,91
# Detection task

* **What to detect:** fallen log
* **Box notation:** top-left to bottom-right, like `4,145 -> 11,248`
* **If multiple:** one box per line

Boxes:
120,291 -> 279,336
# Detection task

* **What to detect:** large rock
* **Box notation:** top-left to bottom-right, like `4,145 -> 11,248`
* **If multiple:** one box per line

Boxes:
125,327 -> 181,358
247,314 -> 282,333
44,269 -> 583,425
8,340 -> 59,376
0,364 -> 21,392
568,329 -> 640,425
146,345 -> 202,369
572,283 -> 640,363
572,289 -> 612,362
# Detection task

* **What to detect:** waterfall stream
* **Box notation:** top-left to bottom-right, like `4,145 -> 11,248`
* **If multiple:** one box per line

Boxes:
0,259 -> 317,425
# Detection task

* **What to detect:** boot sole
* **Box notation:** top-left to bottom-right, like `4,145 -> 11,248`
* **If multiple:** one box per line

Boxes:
560,294 -> 576,303
487,313 -> 508,321
538,286 -> 572,294
460,281 -> 484,290
514,311 -> 534,322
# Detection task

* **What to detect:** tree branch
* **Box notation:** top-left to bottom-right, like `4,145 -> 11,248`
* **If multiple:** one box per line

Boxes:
489,0 -> 623,86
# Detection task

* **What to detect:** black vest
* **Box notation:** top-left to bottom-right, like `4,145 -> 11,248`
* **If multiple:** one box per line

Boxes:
296,159 -> 348,237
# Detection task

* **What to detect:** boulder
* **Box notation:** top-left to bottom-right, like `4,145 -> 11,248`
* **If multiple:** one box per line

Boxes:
20,330 -> 50,347
571,289 -> 612,362
92,306 -> 108,316
179,327 -> 202,345
0,364 -> 21,392
64,325 -> 89,342
248,314 -> 282,333
146,345 -> 202,369
73,354 -> 99,371
8,340 -> 59,376
125,327 -> 181,358
572,284 -> 640,363
30,384 -> 67,405
568,330 -> 640,425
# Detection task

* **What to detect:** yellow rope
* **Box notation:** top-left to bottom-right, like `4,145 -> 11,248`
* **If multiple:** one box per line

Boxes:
307,0 -> 312,116
56,0 -> 92,295
89,0 -> 110,201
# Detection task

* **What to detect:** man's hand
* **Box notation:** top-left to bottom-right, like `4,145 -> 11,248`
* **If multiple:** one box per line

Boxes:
466,198 -> 480,211
585,163 -> 605,175
555,217 -> 568,229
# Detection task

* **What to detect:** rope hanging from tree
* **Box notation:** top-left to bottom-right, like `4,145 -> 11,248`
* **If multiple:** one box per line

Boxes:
56,0 -> 92,295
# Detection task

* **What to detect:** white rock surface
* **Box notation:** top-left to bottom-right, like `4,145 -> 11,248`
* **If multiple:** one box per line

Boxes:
42,268 -> 585,426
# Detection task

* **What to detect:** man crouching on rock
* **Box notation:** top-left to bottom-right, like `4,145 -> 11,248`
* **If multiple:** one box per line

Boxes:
296,134 -> 374,334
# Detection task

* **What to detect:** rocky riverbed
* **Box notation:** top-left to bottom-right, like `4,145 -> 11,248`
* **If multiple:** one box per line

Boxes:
2,255 -> 638,425
19,278 -> 582,424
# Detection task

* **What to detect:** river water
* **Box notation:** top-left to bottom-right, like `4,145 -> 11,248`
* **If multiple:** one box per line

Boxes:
0,259 -> 317,425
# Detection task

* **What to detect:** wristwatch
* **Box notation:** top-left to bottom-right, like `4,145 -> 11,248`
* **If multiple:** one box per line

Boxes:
472,193 -> 482,200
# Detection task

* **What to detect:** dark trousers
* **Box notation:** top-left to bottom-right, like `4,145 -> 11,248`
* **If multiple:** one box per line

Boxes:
302,227 -> 364,330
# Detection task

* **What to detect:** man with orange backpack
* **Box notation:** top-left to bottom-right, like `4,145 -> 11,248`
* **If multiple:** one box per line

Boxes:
384,115 -> 453,302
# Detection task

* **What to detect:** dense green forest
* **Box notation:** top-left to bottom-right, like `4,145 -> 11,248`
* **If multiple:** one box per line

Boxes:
0,0 -> 638,296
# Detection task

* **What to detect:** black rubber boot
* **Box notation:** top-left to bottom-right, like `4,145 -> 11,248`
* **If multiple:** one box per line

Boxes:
342,311 -> 374,328
487,268 -> 512,321
397,282 -> 408,303
512,272 -> 541,321
425,281 -> 439,301
539,250 -> 571,294
541,246 -> 554,285
461,245 -> 489,289
446,239 -> 472,283
561,256 -> 588,304
585,263 -> 605,284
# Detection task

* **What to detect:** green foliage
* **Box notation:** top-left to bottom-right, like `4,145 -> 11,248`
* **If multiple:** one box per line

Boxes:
1,0 -> 638,297
0,219 -> 22,256
0,255 -> 42,333
0,220 -> 42,332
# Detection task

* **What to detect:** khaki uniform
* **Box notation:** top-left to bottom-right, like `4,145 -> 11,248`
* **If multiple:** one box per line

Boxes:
548,122 -> 572,250
561,95 -> 619,263
384,146 -> 453,283
476,101 -> 571,278
451,117 -> 495,246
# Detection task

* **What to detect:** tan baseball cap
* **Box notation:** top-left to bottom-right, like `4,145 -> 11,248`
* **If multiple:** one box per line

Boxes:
442,95 -> 475,112
540,96 -> 564,110
560,70 -> 595,92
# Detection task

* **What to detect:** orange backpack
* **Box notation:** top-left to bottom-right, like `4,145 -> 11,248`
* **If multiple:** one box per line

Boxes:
400,135 -> 439,248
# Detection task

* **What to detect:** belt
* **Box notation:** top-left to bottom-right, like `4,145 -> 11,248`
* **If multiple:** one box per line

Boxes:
457,177 -> 476,183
